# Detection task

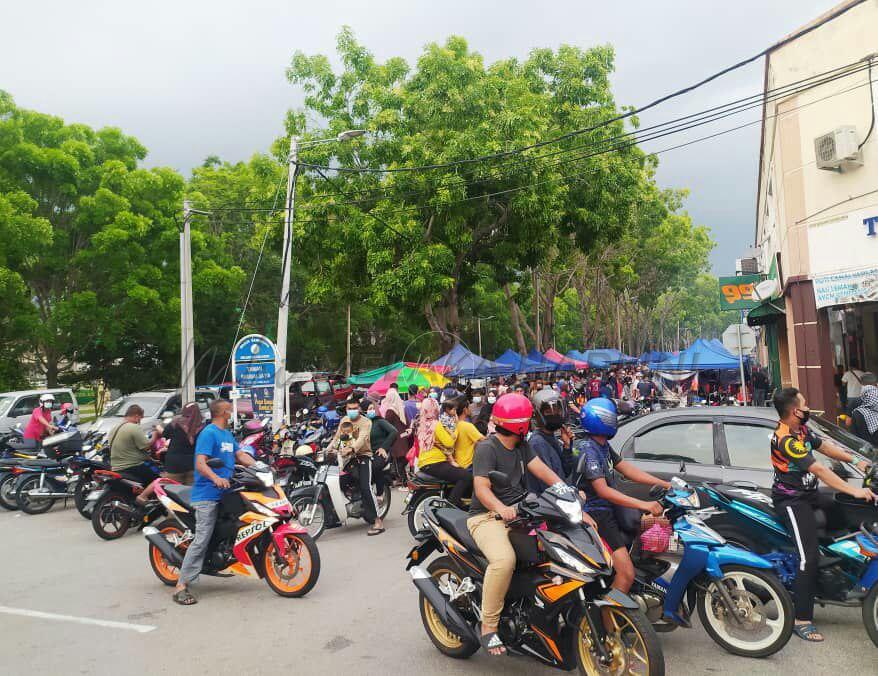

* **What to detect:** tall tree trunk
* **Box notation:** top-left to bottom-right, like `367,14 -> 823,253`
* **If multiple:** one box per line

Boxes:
504,284 -> 528,354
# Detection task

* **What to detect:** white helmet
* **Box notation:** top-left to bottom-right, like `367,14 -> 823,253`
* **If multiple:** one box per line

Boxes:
39,393 -> 56,407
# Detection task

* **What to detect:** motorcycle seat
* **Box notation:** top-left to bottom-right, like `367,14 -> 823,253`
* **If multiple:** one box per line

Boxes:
16,459 -> 61,468
164,484 -> 195,511
435,507 -> 483,556
412,471 -> 449,488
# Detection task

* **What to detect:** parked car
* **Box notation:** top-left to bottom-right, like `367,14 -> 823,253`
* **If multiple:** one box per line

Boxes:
86,388 -> 216,436
0,388 -> 80,434
607,406 -> 870,502
288,372 -> 353,413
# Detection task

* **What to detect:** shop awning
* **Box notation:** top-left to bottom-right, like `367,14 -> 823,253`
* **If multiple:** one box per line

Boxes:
747,297 -> 786,326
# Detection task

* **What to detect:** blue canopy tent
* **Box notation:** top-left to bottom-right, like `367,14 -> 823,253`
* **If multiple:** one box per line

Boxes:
650,339 -> 742,371
639,350 -> 670,363
495,349 -> 549,375
576,350 -> 610,368
432,344 -> 515,378
527,348 -> 574,372
589,348 -> 638,365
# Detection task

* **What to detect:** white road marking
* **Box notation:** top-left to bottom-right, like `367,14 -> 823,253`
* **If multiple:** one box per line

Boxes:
0,605 -> 156,633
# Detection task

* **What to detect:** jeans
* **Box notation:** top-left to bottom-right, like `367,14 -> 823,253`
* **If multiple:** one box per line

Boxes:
178,501 -> 219,586
467,512 -> 515,627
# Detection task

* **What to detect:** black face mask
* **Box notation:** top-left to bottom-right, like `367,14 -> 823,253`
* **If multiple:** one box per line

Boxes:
543,414 -> 564,432
795,409 -> 811,424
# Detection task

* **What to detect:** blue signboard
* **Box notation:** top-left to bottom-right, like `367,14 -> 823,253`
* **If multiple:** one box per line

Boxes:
249,385 -> 274,416
236,362 -> 276,388
233,334 -> 276,389
234,334 -> 276,364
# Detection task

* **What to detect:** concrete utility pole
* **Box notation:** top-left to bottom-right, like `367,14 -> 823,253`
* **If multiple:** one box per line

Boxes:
476,315 -> 495,356
273,136 -> 298,430
180,200 -> 196,404
737,312 -> 748,406
345,303 -> 352,378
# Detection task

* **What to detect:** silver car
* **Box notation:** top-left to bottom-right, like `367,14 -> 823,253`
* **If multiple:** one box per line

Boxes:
86,389 -> 215,436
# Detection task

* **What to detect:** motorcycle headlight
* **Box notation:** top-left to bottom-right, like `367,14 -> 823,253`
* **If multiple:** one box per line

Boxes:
557,498 -> 582,525
550,545 -> 595,576
257,471 -> 274,488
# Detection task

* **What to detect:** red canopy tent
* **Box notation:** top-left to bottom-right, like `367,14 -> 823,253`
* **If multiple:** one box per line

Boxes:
544,348 -> 588,370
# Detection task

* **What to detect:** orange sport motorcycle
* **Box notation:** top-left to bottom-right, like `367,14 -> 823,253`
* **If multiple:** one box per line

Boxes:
406,475 -> 664,675
144,460 -> 320,597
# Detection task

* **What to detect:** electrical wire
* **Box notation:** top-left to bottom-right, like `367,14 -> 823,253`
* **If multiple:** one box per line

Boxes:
859,57 -> 875,149
294,0 -> 869,177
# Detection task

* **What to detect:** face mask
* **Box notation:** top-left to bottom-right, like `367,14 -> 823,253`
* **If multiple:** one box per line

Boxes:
472,396 -> 482,404
346,410 -> 360,420
795,408 -> 811,424
429,392 -> 439,400
43,402 -> 53,409
543,414 -> 564,431
487,396 -> 496,405
366,411 -> 376,419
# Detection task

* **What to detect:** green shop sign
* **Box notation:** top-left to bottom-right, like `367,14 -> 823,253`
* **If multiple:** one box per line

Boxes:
718,274 -> 762,310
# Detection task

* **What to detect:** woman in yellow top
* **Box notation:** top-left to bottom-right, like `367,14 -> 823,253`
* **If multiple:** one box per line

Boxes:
450,397 -> 483,469
418,396 -> 474,508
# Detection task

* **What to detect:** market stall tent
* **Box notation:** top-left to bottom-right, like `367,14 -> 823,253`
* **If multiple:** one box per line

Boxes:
527,348 -> 574,371
544,348 -> 588,370
650,338 -> 742,371
495,349 -> 550,374
432,344 -> 515,378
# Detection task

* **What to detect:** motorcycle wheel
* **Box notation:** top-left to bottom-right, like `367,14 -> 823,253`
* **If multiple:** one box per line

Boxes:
419,556 -> 479,659
376,484 -> 391,520
0,473 -> 20,511
696,565 -> 793,658
407,492 -> 450,538
91,491 -> 133,540
576,605 -> 664,676
149,519 -> 188,586
15,475 -> 56,514
74,477 -> 94,519
863,583 -> 878,648
262,531 -> 320,598
290,496 -> 326,540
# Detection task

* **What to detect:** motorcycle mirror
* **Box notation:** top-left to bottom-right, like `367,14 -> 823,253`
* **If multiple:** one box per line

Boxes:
488,470 -> 511,488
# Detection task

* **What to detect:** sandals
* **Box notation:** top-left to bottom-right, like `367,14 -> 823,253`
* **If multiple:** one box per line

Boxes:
793,623 -> 824,642
367,527 -> 386,536
172,588 -> 198,606
480,631 -> 506,656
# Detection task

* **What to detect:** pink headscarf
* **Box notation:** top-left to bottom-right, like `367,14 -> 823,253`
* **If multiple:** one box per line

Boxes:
417,397 -> 440,453
380,387 -> 407,423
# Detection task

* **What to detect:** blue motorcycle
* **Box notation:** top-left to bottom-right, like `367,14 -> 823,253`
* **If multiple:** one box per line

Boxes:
628,478 -> 794,657
700,465 -> 878,647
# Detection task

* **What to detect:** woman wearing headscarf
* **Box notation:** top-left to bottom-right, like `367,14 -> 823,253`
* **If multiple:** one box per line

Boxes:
162,402 -> 204,484
852,385 -> 878,446
419,397 -> 472,508
474,389 -> 497,435
379,388 -> 410,482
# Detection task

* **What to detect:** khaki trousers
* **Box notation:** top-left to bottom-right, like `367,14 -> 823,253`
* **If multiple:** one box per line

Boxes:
467,512 -> 515,627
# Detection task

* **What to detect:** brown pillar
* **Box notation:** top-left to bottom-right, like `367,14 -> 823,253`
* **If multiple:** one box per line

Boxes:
787,278 -> 837,418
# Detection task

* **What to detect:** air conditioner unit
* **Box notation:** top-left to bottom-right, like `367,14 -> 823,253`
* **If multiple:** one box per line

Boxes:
736,257 -> 760,275
814,125 -> 862,171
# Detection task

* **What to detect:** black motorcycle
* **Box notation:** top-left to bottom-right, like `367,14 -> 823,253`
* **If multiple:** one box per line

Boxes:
406,474 -> 664,674
87,465 -> 164,540
403,471 -> 465,538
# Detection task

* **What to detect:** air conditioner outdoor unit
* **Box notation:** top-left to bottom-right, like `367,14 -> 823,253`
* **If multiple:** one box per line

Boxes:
814,125 -> 862,171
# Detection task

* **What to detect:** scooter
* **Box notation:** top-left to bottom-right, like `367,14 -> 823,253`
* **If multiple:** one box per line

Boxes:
627,478 -> 794,657
699,464 -> 878,647
288,453 -> 391,540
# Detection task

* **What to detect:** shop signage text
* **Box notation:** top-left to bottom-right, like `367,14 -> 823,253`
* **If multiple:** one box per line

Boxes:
718,274 -> 762,310
812,267 -> 878,309
865,215 -> 877,237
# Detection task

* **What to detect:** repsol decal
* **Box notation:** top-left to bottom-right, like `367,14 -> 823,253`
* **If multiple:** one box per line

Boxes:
236,520 -> 269,543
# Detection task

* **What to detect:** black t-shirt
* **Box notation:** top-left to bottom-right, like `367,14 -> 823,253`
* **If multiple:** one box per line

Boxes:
770,422 -> 821,502
469,436 -> 536,515
162,422 -> 199,474
637,381 -> 656,398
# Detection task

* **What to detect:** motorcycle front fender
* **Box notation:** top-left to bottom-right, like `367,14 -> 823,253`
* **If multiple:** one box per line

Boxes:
271,522 -> 310,551
288,483 -> 321,501
594,588 -> 640,610
704,543 -> 773,579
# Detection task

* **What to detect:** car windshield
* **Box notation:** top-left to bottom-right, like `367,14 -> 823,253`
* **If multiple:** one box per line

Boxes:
102,395 -> 165,419
0,396 -> 13,418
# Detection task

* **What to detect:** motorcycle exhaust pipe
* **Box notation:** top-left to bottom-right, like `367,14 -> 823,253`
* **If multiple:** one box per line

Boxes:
409,565 -> 480,645
143,527 -> 184,566
26,489 -> 70,499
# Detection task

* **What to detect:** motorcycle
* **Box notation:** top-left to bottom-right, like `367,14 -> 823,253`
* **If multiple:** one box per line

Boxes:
627,478 -> 794,657
143,459 -> 320,597
87,465 -> 166,540
403,471 -> 465,538
9,430 -> 101,514
406,474 -> 664,675
699,464 -> 878,647
288,453 -> 391,540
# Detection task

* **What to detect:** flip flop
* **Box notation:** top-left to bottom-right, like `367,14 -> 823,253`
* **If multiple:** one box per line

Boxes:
367,527 -> 386,536
480,631 -> 506,656
173,588 -> 198,606
793,623 -> 824,642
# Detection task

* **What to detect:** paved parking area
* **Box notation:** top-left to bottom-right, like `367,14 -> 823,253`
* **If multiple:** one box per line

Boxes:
1,499 -> 875,675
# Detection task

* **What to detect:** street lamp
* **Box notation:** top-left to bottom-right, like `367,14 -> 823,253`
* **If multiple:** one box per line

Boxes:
272,129 -> 365,430
476,316 -> 495,356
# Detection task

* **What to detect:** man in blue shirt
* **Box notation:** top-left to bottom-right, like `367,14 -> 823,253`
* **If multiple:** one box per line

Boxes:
173,399 -> 255,606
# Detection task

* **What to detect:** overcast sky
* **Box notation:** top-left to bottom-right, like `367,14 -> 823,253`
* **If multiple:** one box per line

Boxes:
0,0 -> 845,273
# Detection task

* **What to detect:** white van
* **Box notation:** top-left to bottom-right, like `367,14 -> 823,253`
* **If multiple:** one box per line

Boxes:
0,388 -> 80,433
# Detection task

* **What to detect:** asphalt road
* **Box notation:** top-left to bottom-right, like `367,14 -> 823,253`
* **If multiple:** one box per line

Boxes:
1,496 -> 875,675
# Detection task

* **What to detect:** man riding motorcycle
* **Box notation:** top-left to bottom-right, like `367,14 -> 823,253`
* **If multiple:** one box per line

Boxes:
570,397 -> 670,594
466,393 -> 583,656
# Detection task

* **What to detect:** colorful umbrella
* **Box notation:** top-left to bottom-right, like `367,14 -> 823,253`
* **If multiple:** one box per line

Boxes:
367,364 -> 449,397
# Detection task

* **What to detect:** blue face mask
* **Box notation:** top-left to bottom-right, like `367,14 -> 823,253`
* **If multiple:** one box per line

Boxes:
346,410 -> 360,420
366,411 -> 376,419
429,392 -> 439,400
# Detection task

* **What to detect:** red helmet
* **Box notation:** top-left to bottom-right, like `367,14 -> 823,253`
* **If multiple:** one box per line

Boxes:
60,402 -> 73,413
492,393 -> 533,437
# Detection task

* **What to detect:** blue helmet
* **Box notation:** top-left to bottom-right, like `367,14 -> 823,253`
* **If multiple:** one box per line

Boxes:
580,397 -> 618,439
